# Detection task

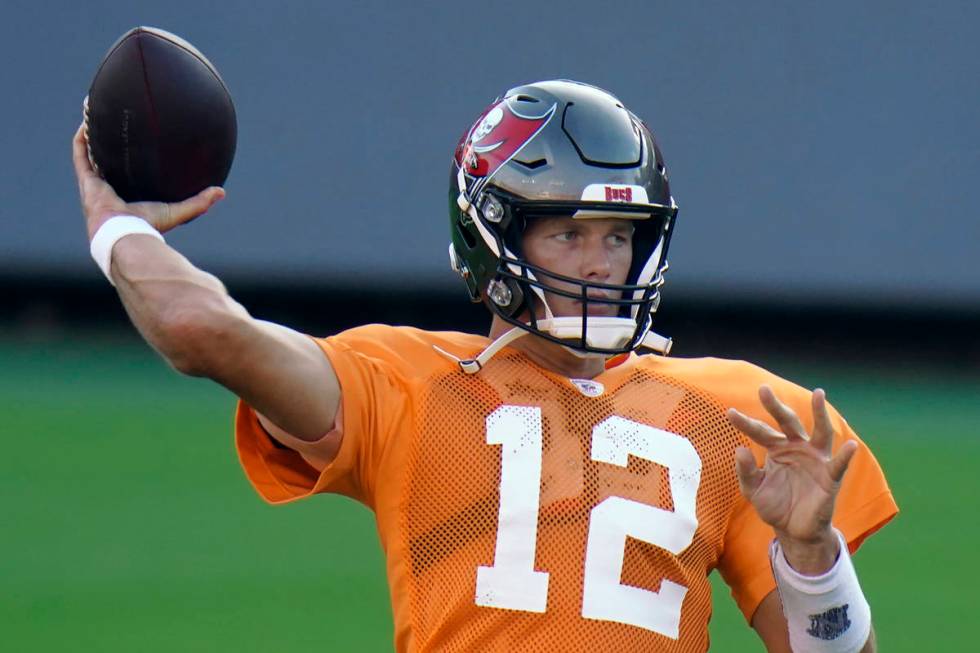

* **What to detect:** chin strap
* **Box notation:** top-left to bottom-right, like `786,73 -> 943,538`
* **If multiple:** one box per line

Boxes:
641,330 -> 673,355
433,326 -> 528,374
433,325 -> 673,375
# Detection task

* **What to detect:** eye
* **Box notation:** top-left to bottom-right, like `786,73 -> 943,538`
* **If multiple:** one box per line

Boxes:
554,230 -> 578,242
607,233 -> 631,246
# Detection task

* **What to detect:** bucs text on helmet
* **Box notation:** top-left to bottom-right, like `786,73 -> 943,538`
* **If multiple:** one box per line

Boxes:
447,79 -> 677,368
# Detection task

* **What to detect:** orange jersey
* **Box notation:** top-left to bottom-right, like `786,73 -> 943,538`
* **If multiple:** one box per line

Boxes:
236,325 -> 897,652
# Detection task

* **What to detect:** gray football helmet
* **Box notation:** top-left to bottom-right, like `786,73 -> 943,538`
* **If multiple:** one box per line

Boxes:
448,80 -> 677,368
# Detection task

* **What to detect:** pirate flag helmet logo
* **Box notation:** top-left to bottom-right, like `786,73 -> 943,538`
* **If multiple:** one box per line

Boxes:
453,95 -> 557,198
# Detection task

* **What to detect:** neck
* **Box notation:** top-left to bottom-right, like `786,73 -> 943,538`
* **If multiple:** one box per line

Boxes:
488,315 -> 607,379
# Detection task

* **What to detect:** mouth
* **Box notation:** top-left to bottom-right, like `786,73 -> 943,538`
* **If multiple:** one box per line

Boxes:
575,294 -> 620,316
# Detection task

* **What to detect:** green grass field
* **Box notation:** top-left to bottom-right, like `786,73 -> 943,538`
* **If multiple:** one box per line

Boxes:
2,335 -> 977,651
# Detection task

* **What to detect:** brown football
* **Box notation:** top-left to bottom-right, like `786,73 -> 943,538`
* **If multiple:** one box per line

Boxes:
85,27 -> 237,203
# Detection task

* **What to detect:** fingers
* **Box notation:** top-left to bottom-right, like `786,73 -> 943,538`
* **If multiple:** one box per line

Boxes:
72,122 -> 97,184
827,439 -> 858,482
810,388 -> 836,454
726,407 -> 789,448
758,385 -> 808,441
734,446 -> 764,498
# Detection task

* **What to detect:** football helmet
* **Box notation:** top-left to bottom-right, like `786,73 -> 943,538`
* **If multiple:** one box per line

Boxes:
447,80 -> 677,372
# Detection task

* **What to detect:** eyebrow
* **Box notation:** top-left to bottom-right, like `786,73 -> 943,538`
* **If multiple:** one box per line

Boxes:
527,216 -> 636,236
605,222 -> 636,236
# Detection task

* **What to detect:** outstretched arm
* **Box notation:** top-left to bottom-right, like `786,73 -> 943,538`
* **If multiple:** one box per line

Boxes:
728,386 -> 876,653
72,123 -> 340,446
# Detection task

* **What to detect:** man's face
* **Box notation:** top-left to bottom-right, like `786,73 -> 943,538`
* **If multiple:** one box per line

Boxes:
521,216 -> 634,318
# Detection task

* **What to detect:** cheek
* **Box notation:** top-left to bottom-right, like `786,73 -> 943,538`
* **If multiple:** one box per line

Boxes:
611,248 -> 633,283
525,242 -> 571,276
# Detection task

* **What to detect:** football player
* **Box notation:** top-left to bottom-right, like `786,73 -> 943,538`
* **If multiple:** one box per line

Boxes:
73,79 -> 896,652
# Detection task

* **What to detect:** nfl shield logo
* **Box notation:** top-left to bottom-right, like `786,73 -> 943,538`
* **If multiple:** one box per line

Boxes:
807,604 -> 851,640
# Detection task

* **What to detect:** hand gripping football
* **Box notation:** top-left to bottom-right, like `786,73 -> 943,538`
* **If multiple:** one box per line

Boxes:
84,26 -> 237,203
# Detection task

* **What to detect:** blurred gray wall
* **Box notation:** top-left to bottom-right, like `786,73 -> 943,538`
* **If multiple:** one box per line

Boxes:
2,0 -> 977,309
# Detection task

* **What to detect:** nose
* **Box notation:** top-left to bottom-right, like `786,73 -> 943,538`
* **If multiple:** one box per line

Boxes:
579,235 -> 613,282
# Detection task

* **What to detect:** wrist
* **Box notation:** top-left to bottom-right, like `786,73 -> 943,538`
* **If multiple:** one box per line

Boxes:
86,206 -> 135,242
89,215 -> 164,286
86,214 -> 113,242
770,530 -> 872,652
776,528 -> 840,576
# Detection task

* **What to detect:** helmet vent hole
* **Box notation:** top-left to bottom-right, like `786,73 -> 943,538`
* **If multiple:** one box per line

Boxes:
515,95 -> 539,103
515,158 -> 547,170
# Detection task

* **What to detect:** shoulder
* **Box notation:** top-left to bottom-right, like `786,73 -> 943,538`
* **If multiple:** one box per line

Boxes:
634,354 -> 786,388
633,354 -> 814,414
322,324 -> 488,356
317,324 -> 488,377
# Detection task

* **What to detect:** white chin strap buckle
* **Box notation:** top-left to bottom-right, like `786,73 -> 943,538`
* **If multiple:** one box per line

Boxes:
641,330 -> 672,355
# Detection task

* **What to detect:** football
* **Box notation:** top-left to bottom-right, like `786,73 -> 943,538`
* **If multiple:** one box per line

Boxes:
84,26 -> 237,203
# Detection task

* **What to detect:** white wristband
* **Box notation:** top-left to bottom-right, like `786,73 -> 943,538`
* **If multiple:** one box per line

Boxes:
770,530 -> 872,653
89,215 -> 164,286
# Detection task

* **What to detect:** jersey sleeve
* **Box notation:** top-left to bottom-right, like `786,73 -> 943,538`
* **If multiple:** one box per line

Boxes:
715,372 -> 898,624
234,326 -> 413,509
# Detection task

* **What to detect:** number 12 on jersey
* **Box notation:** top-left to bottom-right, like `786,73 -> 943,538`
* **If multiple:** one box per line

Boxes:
475,405 -> 703,639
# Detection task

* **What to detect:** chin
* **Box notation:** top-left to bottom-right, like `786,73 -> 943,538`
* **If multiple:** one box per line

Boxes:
587,308 -> 619,317
565,304 -> 618,318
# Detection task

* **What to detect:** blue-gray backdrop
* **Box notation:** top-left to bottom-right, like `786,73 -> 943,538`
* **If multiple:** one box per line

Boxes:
2,0 -> 977,309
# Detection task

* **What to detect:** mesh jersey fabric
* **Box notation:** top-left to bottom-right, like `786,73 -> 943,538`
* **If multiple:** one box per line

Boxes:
235,325 -> 897,653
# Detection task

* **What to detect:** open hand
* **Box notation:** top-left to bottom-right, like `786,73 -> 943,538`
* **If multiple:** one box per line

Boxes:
72,114 -> 224,241
727,385 -> 858,573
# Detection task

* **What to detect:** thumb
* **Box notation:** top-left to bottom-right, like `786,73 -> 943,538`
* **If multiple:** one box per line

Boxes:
827,439 -> 858,483
171,186 -> 226,225
147,186 -> 226,232
734,446 -> 765,499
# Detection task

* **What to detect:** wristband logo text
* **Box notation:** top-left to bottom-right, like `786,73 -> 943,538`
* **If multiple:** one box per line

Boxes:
807,604 -> 851,640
